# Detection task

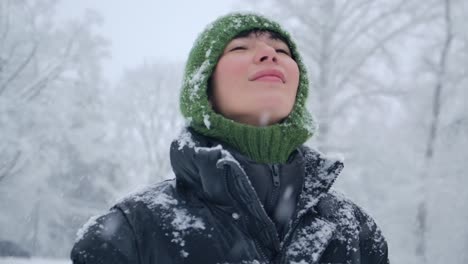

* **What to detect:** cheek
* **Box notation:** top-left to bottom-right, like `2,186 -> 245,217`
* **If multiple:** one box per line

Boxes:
290,62 -> 300,88
218,57 -> 247,84
211,58 -> 249,112
286,61 -> 300,99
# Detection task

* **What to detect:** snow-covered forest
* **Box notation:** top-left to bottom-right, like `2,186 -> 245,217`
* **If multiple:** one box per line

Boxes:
0,0 -> 467,263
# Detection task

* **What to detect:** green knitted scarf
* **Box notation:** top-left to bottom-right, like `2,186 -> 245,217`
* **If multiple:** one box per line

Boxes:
180,13 -> 316,163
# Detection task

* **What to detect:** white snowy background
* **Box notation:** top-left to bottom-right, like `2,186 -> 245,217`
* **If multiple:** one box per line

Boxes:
0,0 -> 467,263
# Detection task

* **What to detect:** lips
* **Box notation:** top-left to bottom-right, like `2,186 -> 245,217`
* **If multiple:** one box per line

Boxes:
250,69 -> 285,83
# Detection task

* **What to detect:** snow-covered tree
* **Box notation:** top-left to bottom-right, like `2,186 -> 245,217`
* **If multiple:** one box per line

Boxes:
104,62 -> 185,191
0,0 -> 111,257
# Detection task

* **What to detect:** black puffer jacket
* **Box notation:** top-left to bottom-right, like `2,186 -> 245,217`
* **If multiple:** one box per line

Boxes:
71,130 -> 389,264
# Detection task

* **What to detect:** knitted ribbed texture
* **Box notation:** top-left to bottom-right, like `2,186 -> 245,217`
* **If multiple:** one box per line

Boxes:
180,12 -> 316,163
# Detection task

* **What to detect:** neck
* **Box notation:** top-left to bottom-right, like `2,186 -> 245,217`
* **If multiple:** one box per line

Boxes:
188,111 -> 312,163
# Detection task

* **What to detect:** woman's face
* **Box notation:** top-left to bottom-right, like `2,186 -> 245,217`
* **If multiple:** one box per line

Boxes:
210,31 -> 300,126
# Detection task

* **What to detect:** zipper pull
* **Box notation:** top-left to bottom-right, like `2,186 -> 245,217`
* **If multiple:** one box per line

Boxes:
271,164 -> 280,187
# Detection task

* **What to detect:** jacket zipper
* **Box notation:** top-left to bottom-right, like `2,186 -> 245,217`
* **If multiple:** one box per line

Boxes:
275,216 -> 303,263
223,165 -> 269,262
267,164 -> 281,212
271,164 -> 280,187
253,235 -> 268,261
273,167 -> 308,264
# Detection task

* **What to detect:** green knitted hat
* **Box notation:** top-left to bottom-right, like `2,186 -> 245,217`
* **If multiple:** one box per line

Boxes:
180,12 -> 316,163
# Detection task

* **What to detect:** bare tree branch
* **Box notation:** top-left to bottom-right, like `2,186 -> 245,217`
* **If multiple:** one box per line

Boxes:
331,86 -> 406,119
0,0 -> 12,51
336,13 -> 437,91
333,0 -> 375,42
0,41 -> 38,95
279,0 -> 322,30
332,0 -> 409,61
335,0 -> 372,26
23,24 -> 82,101
0,150 -> 21,182
24,63 -> 64,101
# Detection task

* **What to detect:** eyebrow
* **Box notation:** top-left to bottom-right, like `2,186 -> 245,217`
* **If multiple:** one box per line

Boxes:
233,29 -> 289,44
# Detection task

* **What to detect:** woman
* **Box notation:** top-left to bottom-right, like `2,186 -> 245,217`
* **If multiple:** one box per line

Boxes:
71,13 -> 389,264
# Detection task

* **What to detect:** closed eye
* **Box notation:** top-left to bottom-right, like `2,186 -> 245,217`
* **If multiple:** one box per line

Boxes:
276,48 -> 291,56
229,46 -> 247,52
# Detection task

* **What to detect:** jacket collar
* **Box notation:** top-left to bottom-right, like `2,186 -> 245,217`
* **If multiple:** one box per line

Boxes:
170,128 -> 343,213
295,146 -> 344,217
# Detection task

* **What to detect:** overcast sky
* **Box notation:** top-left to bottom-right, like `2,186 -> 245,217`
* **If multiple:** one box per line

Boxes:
58,1 -> 242,82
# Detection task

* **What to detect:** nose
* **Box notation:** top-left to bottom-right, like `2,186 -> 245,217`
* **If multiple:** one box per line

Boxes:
254,44 -> 278,64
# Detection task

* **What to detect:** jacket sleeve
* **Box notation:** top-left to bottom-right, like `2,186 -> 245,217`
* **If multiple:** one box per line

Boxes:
355,206 -> 390,264
70,207 -> 140,264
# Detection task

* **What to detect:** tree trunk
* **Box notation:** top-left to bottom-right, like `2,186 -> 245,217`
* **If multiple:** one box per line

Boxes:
315,1 -> 335,151
416,0 -> 453,262
31,192 -> 41,255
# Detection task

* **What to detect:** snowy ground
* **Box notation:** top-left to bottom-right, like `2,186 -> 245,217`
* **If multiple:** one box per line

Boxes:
0,258 -> 69,264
